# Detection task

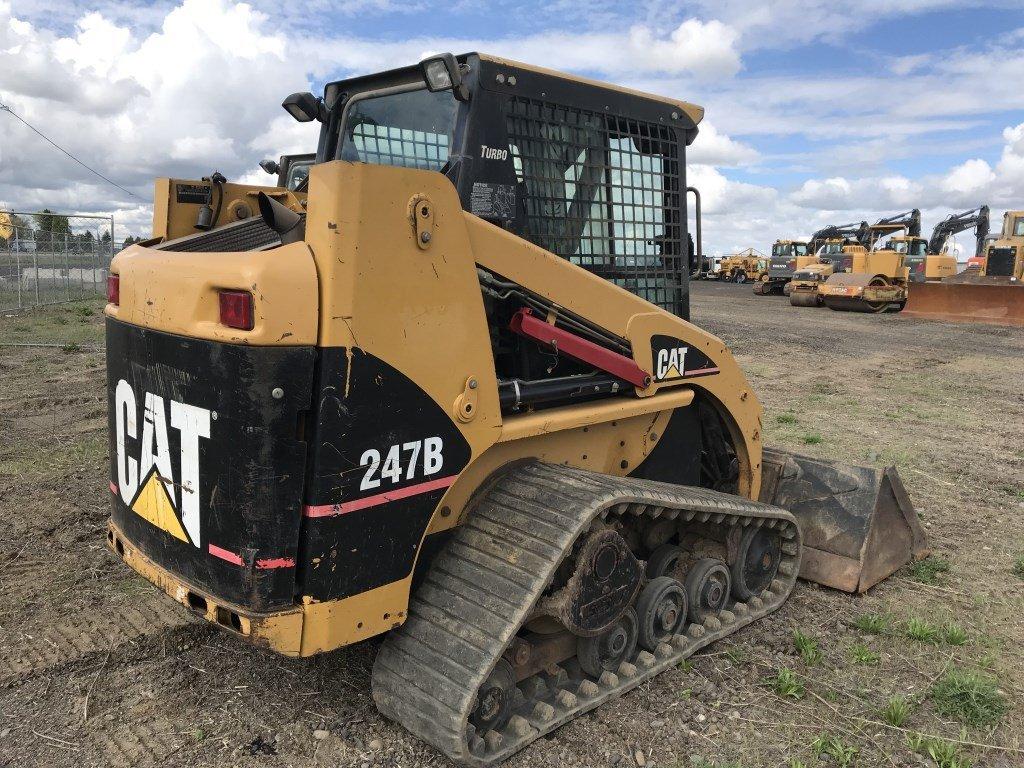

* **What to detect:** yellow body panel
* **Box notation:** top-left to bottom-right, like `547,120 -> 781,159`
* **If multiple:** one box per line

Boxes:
107,242 -> 319,346
108,161 -> 764,657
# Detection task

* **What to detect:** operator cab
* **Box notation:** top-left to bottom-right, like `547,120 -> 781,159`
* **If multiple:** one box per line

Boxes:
281,53 -> 702,319
769,240 -> 808,274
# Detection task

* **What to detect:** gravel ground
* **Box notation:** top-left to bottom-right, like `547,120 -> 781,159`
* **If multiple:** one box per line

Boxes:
1,286 -> 1021,768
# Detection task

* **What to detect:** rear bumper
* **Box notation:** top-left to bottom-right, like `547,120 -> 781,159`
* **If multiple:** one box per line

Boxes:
107,519 -> 305,655
108,519 -> 415,656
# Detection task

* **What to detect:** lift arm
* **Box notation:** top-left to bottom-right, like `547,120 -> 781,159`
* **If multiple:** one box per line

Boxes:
927,206 -> 990,256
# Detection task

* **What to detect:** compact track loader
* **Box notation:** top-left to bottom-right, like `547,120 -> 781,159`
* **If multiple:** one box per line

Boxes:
104,53 -> 926,765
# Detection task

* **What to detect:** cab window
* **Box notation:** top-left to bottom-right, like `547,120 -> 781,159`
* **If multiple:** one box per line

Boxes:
1013,217 -> 1024,237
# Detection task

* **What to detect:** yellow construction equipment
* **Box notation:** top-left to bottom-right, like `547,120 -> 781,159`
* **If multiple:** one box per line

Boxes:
904,209 -> 1024,325
880,207 -> 990,282
102,54 -> 927,764
754,240 -> 808,295
717,247 -> 767,282
818,211 -> 921,313
789,262 -> 836,307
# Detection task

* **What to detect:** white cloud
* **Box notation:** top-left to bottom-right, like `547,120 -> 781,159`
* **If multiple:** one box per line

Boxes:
941,158 -> 996,194
304,19 -> 742,81
689,122 -> 758,167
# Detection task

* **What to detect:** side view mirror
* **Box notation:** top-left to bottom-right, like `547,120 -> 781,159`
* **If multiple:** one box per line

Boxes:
259,159 -> 280,175
282,92 -> 327,123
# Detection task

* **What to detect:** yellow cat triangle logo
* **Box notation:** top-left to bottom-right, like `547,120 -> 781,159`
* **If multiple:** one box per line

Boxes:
663,364 -> 682,379
131,470 -> 189,544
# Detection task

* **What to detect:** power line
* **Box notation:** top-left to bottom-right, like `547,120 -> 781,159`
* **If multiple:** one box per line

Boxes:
0,100 -> 140,200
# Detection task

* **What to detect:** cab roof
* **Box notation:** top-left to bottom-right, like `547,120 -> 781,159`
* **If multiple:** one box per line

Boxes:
477,54 -> 704,127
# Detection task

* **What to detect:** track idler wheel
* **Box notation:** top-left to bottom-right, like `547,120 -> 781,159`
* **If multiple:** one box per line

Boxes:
469,659 -> 516,734
552,529 -> 642,636
577,607 -> 638,677
636,576 -> 688,650
684,558 -> 731,623
729,526 -> 782,601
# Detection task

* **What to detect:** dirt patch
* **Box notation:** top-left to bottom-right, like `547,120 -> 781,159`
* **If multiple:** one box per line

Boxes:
1,288 -> 1021,768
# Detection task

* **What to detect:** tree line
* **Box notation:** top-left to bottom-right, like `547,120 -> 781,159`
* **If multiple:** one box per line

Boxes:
1,209 -> 139,251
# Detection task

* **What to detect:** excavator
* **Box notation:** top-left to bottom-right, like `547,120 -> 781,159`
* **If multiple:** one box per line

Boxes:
103,54 -> 927,765
905,209 -> 1024,325
753,240 -> 808,295
818,211 -> 920,313
878,207 -> 989,282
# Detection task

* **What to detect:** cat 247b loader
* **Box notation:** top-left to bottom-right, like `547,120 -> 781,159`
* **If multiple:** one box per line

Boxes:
104,54 -> 926,765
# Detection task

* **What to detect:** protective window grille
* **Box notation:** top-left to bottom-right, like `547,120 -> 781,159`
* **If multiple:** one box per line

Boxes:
351,124 -> 450,171
506,97 -> 685,313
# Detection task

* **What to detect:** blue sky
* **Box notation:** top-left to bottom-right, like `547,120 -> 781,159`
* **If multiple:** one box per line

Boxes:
2,0 -> 1023,253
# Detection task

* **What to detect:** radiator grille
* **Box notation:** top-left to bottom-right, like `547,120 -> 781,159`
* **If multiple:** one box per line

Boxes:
155,218 -> 280,252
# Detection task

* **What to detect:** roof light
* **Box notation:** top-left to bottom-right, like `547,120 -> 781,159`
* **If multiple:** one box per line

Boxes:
423,58 -> 452,90
219,290 -> 254,331
282,92 -> 325,123
420,53 -> 470,101
107,274 -> 120,305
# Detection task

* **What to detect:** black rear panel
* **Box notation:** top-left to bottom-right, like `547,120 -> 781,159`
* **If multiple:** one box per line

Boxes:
299,349 -> 472,601
107,319 -> 314,610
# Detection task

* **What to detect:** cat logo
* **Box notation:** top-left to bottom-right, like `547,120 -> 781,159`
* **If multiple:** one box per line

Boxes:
650,335 -> 721,382
655,345 -> 689,381
112,379 -> 210,547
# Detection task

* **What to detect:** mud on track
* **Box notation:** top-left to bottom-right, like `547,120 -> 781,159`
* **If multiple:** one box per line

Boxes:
1,290 -> 1021,767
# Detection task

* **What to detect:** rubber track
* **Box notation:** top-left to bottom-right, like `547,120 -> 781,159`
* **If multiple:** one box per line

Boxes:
372,461 -> 802,766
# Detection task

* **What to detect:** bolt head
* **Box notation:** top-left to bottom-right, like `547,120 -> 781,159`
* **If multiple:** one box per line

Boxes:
420,231 -> 431,243
272,387 -> 284,399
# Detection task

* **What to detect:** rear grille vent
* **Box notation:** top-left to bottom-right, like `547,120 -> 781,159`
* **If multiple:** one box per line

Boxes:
154,218 -> 280,252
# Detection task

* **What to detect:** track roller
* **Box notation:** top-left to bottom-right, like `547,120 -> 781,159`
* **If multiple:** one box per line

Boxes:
636,577 -> 688,651
578,607 -> 638,677
684,558 -> 731,622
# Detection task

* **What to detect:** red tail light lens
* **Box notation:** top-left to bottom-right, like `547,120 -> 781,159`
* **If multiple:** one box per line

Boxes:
219,290 -> 254,330
107,274 -> 120,305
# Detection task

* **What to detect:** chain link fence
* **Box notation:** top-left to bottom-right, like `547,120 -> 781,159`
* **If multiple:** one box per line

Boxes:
0,211 -> 126,312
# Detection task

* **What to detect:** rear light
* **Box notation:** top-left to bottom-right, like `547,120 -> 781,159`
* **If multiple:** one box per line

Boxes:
107,274 -> 120,305
219,290 -> 254,330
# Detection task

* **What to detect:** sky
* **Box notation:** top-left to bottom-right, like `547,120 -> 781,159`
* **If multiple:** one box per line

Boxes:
1,0 -> 1023,255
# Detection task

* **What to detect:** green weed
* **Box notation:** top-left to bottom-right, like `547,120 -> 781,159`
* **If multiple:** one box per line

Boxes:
810,734 -> 857,767
908,733 -> 972,768
849,642 -> 880,665
879,695 -> 912,727
853,613 -> 890,634
776,412 -> 798,425
1012,554 -> 1024,579
941,623 -> 969,646
793,629 -> 823,665
930,669 -> 1007,727
905,555 -> 950,585
906,617 -> 940,644
801,433 -> 823,445
765,669 -> 804,699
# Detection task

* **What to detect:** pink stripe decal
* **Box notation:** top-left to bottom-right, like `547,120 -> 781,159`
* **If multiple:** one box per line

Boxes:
304,474 -> 458,518
255,556 -> 295,569
685,367 -> 720,376
208,543 -> 242,565
208,543 -> 295,570
109,480 -> 118,495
